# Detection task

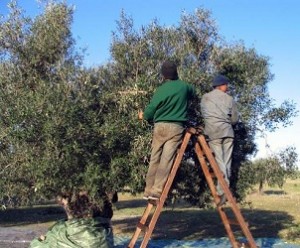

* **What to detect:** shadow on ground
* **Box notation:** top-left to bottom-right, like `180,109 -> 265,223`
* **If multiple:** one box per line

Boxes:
263,190 -> 286,195
0,205 -> 65,227
0,200 -> 297,243
114,198 -> 146,209
112,199 -> 296,241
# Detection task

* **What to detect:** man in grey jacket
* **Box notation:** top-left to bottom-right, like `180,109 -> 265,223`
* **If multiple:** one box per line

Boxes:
201,75 -> 239,206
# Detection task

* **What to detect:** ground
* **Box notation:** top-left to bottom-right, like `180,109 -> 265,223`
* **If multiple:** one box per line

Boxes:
1,179 -> 300,247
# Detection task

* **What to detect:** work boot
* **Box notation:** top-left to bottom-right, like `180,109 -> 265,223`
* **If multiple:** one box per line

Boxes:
148,193 -> 160,201
217,194 -> 227,207
143,190 -> 151,200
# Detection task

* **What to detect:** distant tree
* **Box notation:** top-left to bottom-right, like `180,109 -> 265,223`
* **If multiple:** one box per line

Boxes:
237,146 -> 298,196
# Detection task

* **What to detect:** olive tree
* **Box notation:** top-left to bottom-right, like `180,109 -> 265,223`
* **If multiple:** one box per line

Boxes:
97,10 -> 298,206
0,1 -> 113,214
0,2 -> 297,209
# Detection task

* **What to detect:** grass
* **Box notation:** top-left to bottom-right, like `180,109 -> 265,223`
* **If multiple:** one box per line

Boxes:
245,179 -> 300,243
111,179 -> 300,243
1,179 -> 300,244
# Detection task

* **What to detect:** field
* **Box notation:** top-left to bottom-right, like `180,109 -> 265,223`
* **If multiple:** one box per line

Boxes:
0,179 -> 300,247
112,179 -> 300,243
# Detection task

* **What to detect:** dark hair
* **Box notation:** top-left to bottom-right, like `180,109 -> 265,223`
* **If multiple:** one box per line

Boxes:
161,60 -> 178,80
58,191 -> 113,219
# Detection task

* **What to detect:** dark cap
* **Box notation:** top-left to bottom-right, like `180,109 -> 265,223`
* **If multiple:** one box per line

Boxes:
212,75 -> 230,87
161,61 -> 179,80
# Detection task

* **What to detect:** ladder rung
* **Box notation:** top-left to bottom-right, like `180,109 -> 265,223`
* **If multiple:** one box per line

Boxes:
228,219 -> 240,226
148,199 -> 159,205
228,219 -> 249,227
137,222 -> 149,232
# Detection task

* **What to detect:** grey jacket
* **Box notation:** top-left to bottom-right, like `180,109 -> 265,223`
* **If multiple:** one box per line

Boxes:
201,89 -> 239,140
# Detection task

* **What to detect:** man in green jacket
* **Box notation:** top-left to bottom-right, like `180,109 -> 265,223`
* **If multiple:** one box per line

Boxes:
139,60 -> 195,200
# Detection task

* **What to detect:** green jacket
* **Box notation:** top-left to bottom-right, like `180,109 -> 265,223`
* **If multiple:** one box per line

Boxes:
29,217 -> 113,248
143,79 -> 195,124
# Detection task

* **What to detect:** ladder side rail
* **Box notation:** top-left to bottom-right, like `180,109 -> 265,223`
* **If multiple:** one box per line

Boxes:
198,135 -> 258,248
194,142 -> 219,200
139,129 -> 194,248
194,142 -> 239,248
128,202 -> 154,248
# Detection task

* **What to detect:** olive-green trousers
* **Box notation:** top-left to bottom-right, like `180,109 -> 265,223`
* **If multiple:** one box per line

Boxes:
144,122 -> 184,197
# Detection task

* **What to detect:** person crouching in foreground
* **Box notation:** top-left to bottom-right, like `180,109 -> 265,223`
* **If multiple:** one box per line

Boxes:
29,191 -> 114,248
138,60 -> 195,201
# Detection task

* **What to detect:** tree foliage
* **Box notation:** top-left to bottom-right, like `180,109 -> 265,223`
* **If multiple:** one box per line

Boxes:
0,2 -> 298,208
97,10 -> 298,205
0,1 -> 109,208
237,146 -> 298,197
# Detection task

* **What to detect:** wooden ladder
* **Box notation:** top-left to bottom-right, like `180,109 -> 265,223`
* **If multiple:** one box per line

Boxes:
128,127 -> 258,248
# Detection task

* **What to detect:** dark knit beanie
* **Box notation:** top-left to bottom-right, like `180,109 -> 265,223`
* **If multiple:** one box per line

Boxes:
161,61 -> 179,80
212,74 -> 230,87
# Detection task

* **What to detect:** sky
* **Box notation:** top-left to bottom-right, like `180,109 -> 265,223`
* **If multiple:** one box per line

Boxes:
1,0 -> 300,163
